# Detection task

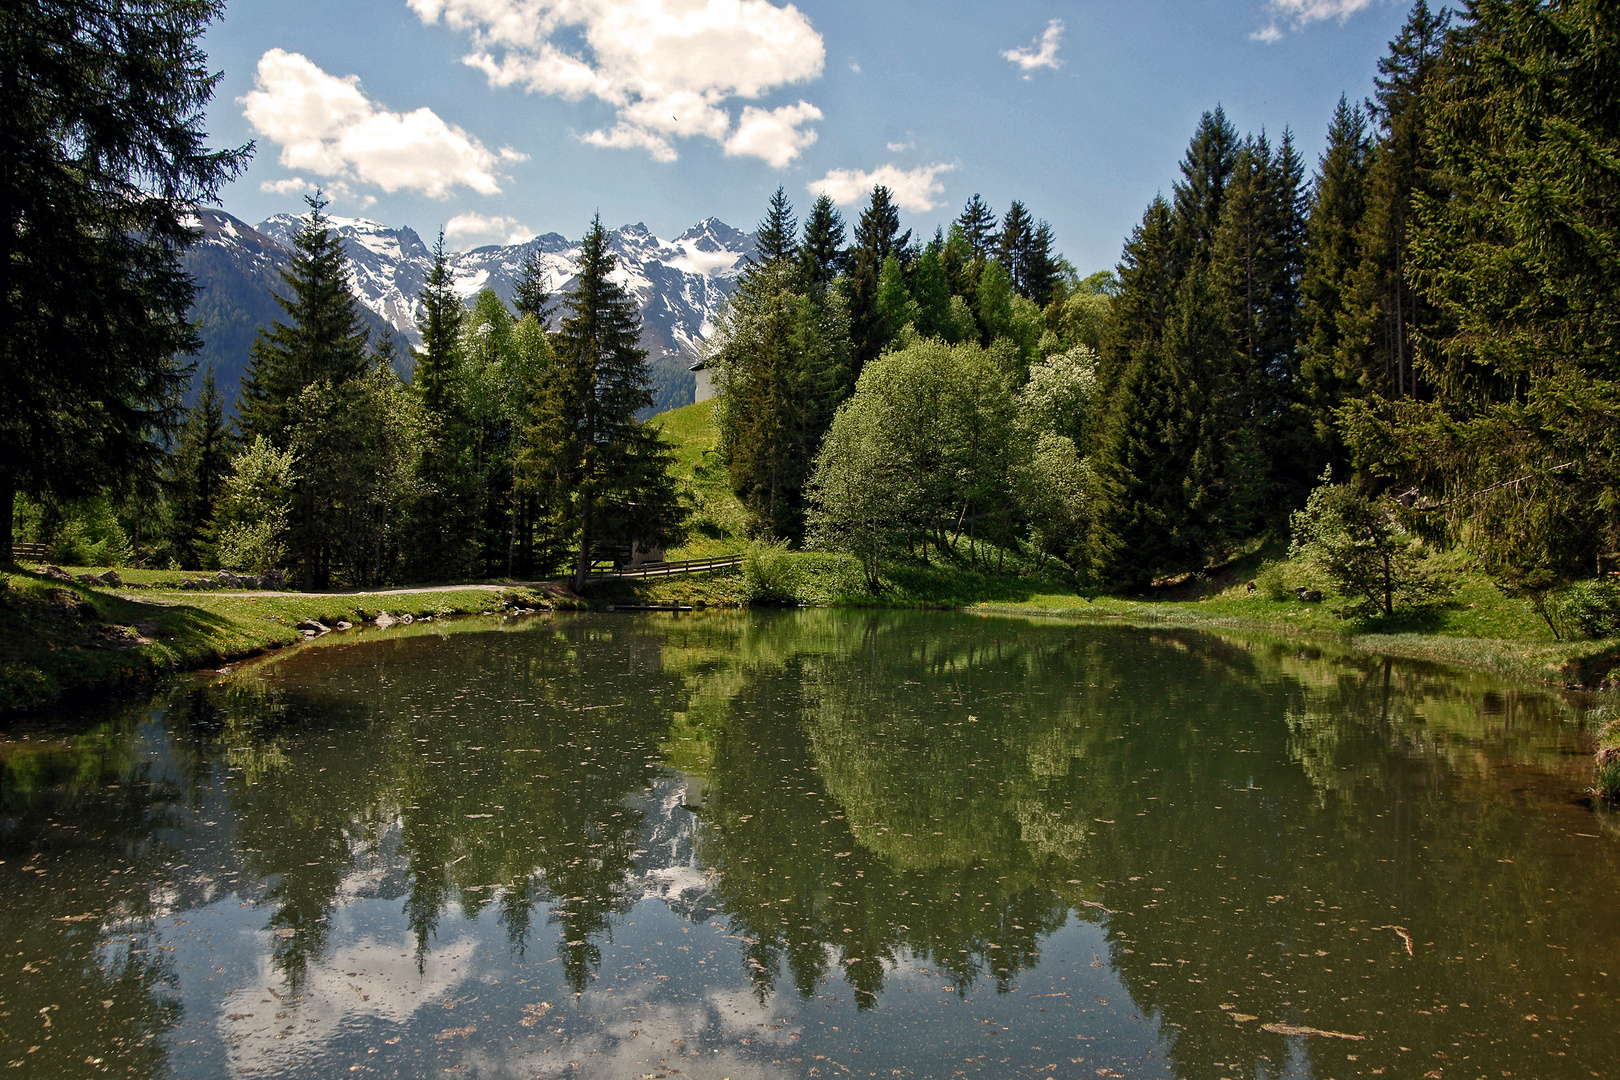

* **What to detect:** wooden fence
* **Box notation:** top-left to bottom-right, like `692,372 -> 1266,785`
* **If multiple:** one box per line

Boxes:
590,555 -> 742,580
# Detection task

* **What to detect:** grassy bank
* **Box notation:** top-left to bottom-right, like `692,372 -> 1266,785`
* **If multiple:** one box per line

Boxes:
0,567 -> 512,713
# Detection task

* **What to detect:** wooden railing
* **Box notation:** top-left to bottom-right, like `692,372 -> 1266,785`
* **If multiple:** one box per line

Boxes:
9,543 -> 48,561
591,555 -> 743,580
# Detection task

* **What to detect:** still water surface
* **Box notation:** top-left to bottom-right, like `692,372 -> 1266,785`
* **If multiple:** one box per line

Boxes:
2,610 -> 1617,1080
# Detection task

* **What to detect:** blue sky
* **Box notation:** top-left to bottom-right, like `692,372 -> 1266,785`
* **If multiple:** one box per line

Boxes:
203,0 -> 1418,273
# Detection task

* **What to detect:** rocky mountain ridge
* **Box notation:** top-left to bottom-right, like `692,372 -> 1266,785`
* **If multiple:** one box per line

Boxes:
183,208 -> 756,415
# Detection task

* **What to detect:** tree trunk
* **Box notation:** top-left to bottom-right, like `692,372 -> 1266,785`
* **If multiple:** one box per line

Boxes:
0,472 -> 14,566
572,485 -> 593,593
1382,545 -> 1393,618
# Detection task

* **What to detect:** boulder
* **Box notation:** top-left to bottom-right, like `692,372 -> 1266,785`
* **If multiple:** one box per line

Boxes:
133,621 -> 160,638
295,619 -> 329,634
399,613 -> 414,625
73,601 -> 99,621
97,569 -> 123,587
77,574 -> 100,586
42,565 -> 75,583
216,570 -> 242,588
1295,587 -> 1324,603
334,620 -> 353,631
374,612 -> 398,628
263,569 -> 284,590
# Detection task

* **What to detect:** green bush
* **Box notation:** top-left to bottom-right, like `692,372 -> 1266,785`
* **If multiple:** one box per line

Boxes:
1549,579 -> 1620,640
1289,472 -> 1446,620
47,497 -> 132,566
741,541 -> 799,603
1254,561 -> 1295,601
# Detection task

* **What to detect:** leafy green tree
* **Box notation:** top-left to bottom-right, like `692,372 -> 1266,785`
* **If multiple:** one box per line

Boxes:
1288,473 -> 1439,620
798,194 -> 847,289
166,368 -> 236,568
874,256 -> 920,341
1019,346 -> 1098,448
521,216 -> 684,590
1016,432 -> 1093,570
214,437 -> 296,576
287,360 -> 427,586
807,337 -> 1016,581
0,0 -> 250,559
710,260 -> 849,541
910,239 -> 957,342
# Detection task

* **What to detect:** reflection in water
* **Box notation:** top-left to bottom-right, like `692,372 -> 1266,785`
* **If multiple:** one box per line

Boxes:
1,610 -> 1616,1079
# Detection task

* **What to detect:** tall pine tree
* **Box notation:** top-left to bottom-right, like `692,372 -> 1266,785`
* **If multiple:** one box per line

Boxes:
407,229 -> 474,580
845,186 -> 913,380
521,216 -> 683,590
798,195 -> 847,289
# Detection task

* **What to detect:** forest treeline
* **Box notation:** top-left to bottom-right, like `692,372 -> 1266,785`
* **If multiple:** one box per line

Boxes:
5,0 -> 1616,624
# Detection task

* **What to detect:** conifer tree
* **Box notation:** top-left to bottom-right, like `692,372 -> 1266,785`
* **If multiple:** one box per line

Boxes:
236,195 -> 372,588
798,195 -> 847,289
1339,0 -> 1449,400
1171,106 -> 1241,275
166,368 -> 235,568
1095,197 -> 1178,423
408,230 -> 475,579
1300,96 -> 1371,459
753,187 -> 799,265
956,195 -> 998,261
998,201 -> 1035,294
0,0 -> 250,559
846,186 -> 913,380
238,195 -> 371,445
522,216 -> 684,590
911,240 -> 957,341
710,259 -> 850,541
512,249 -> 552,323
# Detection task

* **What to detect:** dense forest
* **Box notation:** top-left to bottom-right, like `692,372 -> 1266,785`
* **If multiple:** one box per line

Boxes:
7,0 -> 1616,630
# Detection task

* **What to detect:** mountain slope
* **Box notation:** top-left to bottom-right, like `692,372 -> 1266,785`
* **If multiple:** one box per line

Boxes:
183,209 -> 754,416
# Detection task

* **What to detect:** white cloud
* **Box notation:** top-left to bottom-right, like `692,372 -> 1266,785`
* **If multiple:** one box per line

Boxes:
807,163 -> 956,213
410,0 -> 826,165
1003,18 -> 1064,75
1255,0 -> 1379,41
444,211 -> 535,247
259,176 -> 315,196
240,49 -> 525,198
724,101 -> 822,168
885,140 -> 914,152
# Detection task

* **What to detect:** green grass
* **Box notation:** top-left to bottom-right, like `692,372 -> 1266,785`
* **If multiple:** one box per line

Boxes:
0,566 -> 509,714
650,398 -> 750,558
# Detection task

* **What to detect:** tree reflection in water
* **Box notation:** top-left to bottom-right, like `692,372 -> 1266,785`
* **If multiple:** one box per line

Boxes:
1,609 -> 1613,1080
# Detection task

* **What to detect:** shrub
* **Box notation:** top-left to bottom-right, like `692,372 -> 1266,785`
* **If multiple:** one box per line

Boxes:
1289,472 -> 1446,620
741,541 -> 799,604
1254,561 -> 1295,601
1548,579 -> 1620,640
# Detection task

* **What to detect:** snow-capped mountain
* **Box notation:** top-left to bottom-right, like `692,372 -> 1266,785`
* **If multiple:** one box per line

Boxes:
185,208 -> 756,415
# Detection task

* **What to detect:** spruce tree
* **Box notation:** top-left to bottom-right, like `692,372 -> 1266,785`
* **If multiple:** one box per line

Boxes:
166,368 -> 235,568
1300,96 -> 1371,460
1095,197 -> 1178,425
911,240 -> 956,341
1171,106 -> 1241,275
1340,0 -> 1449,400
406,230 -> 475,579
0,0 -> 250,558
236,195 -> 372,588
512,249 -> 553,323
753,187 -> 799,266
238,195 -> 372,446
798,195 -> 847,289
956,195 -> 999,261
846,186 -> 913,380
998,201 -> 1035,295
522,216 -> 684,590
710,260 -> 850,541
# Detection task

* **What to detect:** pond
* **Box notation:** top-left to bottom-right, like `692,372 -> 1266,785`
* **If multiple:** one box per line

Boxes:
1,610 -> 1617,1080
